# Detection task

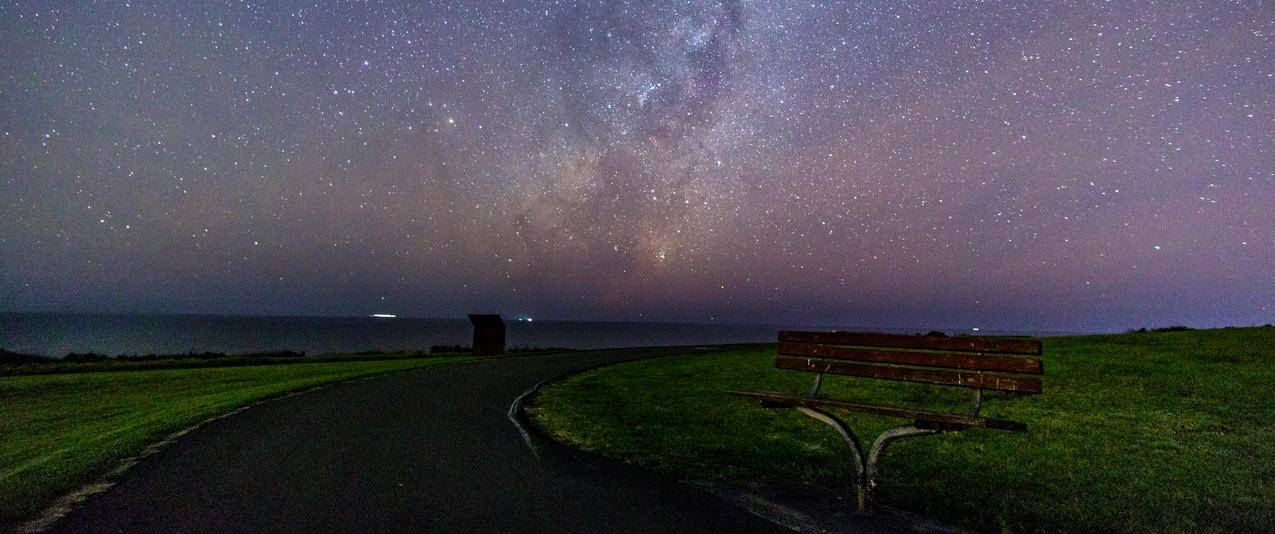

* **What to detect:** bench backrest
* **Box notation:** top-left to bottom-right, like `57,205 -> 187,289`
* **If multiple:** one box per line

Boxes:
778,331 -> 1043,394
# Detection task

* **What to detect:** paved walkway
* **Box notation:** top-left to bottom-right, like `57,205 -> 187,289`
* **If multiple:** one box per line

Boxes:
53,348 -> 784,533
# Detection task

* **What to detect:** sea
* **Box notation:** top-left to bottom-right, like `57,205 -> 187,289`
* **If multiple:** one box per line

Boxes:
0,312 -> 1083,358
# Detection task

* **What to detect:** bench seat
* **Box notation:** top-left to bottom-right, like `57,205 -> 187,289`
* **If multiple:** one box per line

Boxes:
728,390 -> 1027,432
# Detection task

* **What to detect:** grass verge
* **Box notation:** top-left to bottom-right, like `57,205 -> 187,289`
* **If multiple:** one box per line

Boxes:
529,327 -> 1274,532
0,355 -> 467,523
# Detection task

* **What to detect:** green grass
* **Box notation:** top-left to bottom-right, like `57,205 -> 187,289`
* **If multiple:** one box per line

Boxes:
0,355 -> 468,523
529,327 -> 1275,533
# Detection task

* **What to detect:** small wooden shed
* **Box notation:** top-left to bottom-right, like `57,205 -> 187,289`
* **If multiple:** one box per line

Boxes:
467,314 -> 505,356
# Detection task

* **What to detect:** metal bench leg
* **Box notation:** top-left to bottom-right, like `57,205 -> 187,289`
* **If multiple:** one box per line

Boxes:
795,409 -> 941,513
795,407 -> 868,512
864,425 -> 938,510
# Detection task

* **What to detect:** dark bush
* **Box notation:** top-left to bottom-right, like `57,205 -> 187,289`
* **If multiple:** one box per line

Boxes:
60,350 -> 308,363
116,352 -> 223,361
349,350 -> 431,357
430,344 -> 470,353
509,345 -> 570,353
242,351 -> 306,358
924,331 -> 947,337
63,352 -> 110,362
0,349 -> 49,364
1152,326 -> 1193,332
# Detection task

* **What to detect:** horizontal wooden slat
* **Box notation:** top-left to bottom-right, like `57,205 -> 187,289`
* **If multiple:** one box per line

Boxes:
779,331 -> 1042,355
728,390 -> 1027,432
779,341 -> 1042,374
775,356 -> 1042,394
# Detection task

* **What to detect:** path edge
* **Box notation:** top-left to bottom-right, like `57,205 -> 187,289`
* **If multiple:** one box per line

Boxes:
511,348 -> 832,533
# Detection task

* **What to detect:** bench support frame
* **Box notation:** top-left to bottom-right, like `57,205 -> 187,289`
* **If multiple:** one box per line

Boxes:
793,375 -> 982,512
795,406 -> 938,512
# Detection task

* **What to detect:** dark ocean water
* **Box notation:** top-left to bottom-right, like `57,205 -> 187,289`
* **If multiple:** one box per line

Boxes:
0,313 -> 793,357
0,313 -> 1083,358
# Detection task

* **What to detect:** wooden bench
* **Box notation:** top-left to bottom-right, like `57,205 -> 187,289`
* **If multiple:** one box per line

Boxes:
730,330 -> 1043,512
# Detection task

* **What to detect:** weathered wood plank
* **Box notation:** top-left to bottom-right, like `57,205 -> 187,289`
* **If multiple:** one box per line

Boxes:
728,390 -> 1027,432
775,356 -> 1043,394
778,341 -> 1043,374
778,330 -> 1042,355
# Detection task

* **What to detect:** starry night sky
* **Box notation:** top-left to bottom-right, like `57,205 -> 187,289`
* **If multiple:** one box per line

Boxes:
1,1 -> 1271,331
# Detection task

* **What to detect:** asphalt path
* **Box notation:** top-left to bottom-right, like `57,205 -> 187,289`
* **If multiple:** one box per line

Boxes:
52,347 -> 785,533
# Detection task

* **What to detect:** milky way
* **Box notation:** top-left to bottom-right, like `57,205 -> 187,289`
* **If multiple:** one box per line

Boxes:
1,1 -> 1272,331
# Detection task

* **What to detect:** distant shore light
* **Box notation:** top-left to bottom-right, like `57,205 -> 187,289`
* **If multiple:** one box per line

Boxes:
371,314 -> 397,318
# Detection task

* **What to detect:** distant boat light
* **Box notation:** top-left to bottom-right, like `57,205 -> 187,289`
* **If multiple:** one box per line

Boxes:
371,314 -> 397,318
971,327 -> 980,332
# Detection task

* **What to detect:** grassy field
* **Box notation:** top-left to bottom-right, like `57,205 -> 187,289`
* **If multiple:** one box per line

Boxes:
0,355 -> 468,524
529,327 -> 1275,532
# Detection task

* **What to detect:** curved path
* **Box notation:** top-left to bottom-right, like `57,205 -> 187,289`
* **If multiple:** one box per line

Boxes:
53,347 -> 784,533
